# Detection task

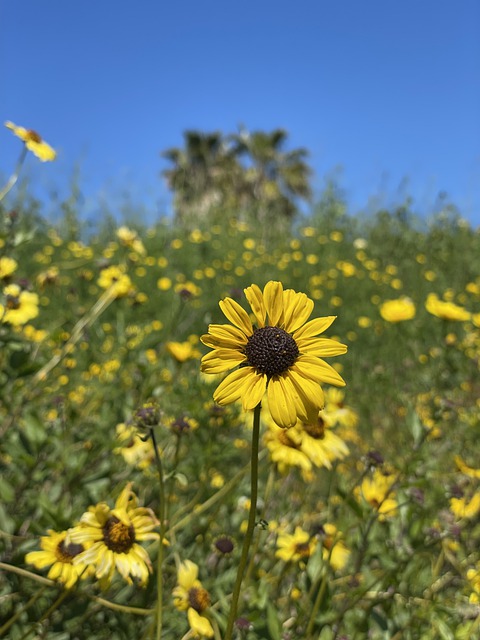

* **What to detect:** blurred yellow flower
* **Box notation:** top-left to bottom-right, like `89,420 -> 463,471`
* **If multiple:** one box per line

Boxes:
355,470 -> 398,519
454,455 -> 480,479
97,265 -> 134,298
0,256 -> 17,280
276,526 -> 316,563
5,120 -> 56,161
166,340 -> 201,362
425,293 -> 471,321
379,297 -> 416,322
450,493 -> 480,520
321,523 -> 350,571
0,284 -> 39,325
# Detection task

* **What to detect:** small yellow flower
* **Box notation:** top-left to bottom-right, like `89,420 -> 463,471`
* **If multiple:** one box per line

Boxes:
97,265 -> 134,298
173,560 -> 214,638
0,284 -> 39,326
70,483 -> 159,587
0,256 -> 17,280
355,470 -> 398,519
25,529 -> 93,589
450,493 -> 480,520
166,340 -> 201,362
379,297 -> 416,323
321,523 -> 350,571
425,293 -> 471,321
5,121 -> 56,161
276,526 -> 316,563
454,455 -> 480,479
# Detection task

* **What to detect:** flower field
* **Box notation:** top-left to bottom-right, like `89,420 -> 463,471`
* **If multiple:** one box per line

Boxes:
1,130 -> 480,639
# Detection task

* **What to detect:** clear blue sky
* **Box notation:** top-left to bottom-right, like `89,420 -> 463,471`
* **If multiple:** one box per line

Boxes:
2,0 -> 480,226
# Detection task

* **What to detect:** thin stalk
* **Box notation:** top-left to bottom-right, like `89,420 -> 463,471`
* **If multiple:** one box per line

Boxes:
150,426 -> 166,640
224,403 -> 261,640
0,146 -> 27,202
0,585 -> 47,636
305,571 -> 328,638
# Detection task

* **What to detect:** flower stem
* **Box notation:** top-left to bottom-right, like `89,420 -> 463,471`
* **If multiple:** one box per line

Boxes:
305,570 -> 328,638
224,403 -> 261,640
150,426 -> 166,640
0,146 -> 27,202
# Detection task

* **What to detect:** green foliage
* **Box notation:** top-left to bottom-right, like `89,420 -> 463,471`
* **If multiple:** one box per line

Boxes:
1,176 -> 480,639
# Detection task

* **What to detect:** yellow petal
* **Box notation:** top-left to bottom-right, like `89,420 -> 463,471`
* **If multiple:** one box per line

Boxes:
201,324 -> 248,348
293,316 -> 337,340
178,559 -> 198,589
242,371 -> 267,410
219,298 -> 253,334
298,337 -> 348,357
294,356 -> 346,387
245,283 -> 266,327
263,281 -> 284,327
201,349 -> 246,373
283,290 -> 314,332
213,367 -> 255,405
188,608 -> 214,638
287,368 -> 325,420
267,375 -> 298,428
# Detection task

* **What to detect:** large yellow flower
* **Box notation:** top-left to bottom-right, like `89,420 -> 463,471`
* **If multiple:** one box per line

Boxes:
70,483 -> 159,586
201,281 -> 347,428
5,120 -> 56,162
0,284 -> 39,326
25,529 -> 93,589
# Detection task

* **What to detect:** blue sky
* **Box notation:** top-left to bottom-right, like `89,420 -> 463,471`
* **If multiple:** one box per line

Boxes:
2,0 -> 480,226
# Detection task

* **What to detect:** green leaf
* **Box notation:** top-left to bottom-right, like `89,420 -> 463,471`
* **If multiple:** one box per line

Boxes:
266,602 -> 282,640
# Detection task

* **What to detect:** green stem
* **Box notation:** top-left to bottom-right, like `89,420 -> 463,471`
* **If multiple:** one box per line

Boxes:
0,585 -> 47,636
224,403 -> 261,640
0,146 -> 27,203
150,426 -> 166,640
305,570 -> 328,638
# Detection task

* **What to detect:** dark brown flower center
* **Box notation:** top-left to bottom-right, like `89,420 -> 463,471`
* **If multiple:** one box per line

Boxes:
56,539 -> 84,563
245,326 -> 299,377
102,516 -> 136,553
26,130 -> 42,143
214,536 -> 234,555
189,586 -> 211,613
6,294 -> 20,310
295,541 -> 312,558
303,415 -> 325,439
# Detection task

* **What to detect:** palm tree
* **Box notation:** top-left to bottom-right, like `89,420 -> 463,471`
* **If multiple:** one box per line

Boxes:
230,127 -> 312,226
161,131 -> 241,226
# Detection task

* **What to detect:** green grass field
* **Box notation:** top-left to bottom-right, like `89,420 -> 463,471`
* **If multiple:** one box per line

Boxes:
1,183 -> 480,639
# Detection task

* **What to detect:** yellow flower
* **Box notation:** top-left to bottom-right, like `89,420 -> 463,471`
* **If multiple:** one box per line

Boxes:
425,293 -> 471,321
97,265 -> 134,298
355,470 -> 398,519
25,529 -> 93,589
379,297 -> 416,322
201,281 -> 347,429
264,421 -> 313,477
276,526 -> 316,563
5,120 -> 56,161
0,256 -> 17,280
467,564 -> 480,603
116,226 -> 146,255
321,523 -> 350,571
450,493 -> 480,520
172,560 -> 214,638
70,483 -> 159,587
0,284 -> 39,326
454,455 -> 480,479
166,340 -> 201,362
299,413 -> 349,469
113,423 -> 155,470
